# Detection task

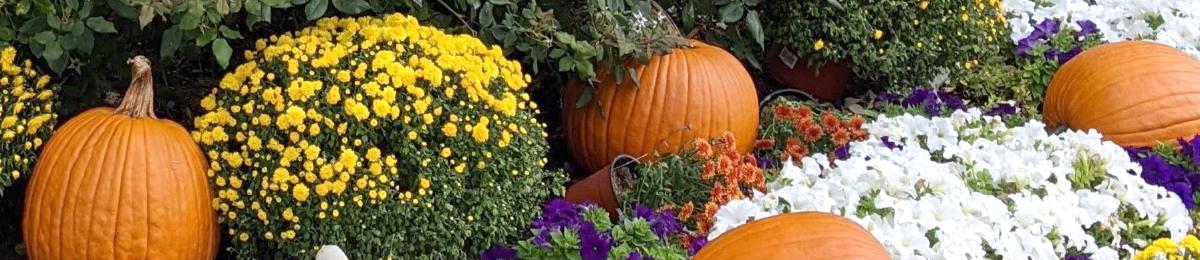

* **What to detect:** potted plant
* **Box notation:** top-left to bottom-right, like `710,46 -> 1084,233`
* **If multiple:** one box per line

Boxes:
764,0 -> 1007,101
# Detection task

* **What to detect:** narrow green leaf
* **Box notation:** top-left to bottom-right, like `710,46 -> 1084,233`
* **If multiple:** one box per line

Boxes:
304,0 -> 329,21
745,10 -> 764,49
212,38 -> 233,68
86,17 -> 118,33
574,87 -> 593,108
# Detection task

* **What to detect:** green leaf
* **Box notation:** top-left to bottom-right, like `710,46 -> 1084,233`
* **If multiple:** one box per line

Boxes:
575,58 -> 594,77
718,4 -> 744,23
479,3 -> 495,28
138,5 -> 155,28
106,0 -> 138,20
47,52 -> 68,73
161,27 -> 183,58
557,57 -> 574,72
33,31 -> 56,44
745,10 -> 764,49
574,86 -> 593,108
548,48 -> 565,58
212,38 -> 233,68
245,0 -> 262,16
216,0 -> 231,15
85,17 -> 118,33
744,0 -> 763,6
46,15 -> 62,30
0,27 -> 14,41
179,13 -> 201,30
78,0 -> 94,17
196,30 -> 217,46
332,0 -> 370,14
78,29 -> 94,53
305,0 -> 329,20
261,0 -> 288,7
219,26 -> 243,39
42,41 -> 63,60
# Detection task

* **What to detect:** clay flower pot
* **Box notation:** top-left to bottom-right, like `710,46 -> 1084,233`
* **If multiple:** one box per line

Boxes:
565,155 -> 638,219
765,45 -> 854,102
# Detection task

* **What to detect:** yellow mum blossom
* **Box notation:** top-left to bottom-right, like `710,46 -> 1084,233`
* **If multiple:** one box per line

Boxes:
813,39 -> 826,51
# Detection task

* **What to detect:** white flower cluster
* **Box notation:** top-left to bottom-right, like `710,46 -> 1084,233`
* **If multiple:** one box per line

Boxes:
1004,0 -> 1200,58
708,109 -> 1192,259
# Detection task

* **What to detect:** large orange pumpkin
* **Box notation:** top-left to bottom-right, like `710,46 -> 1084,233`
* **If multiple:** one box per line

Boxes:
694,212 -> 888,260
23,56 -> 218,259
1044,41 -> 1200,147
563,40 -> 759,172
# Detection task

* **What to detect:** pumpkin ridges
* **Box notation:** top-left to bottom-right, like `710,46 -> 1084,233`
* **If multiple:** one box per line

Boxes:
23,109 -> 107,259
1072,59 -> 1200,127
62,112 -> 128,258
695,212 -> 887,260
166,121 -> 218,258
1084,91 -> 1200,134
83,116 -> 132,257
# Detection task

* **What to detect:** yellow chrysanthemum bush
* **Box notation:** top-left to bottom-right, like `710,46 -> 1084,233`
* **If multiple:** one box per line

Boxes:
0,46 -> 57,195
192,14 -> 563,258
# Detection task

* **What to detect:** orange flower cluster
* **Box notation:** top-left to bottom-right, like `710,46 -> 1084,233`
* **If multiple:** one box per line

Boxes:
767,103 -> 868,162
689,132 -> 766,237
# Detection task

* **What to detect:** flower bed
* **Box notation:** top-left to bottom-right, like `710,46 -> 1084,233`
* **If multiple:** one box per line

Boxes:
1004,0 -> 1200,58
709,109 -> 1193,259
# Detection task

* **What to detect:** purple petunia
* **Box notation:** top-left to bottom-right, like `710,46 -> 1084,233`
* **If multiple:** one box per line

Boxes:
1076,20 -> 1098,37
1016,36 -> 1041,58
579,222 -> 612,260
876,91 -> 901,103
531,199 -> 584,231
689,236 -> 708,256
627,251 -> 650,260
1064,254 -> 1090,260
835,145 -> 850,159
985,103 -> 1016,117
1177,134 -> 1200,166
938,91 -> 965,111
480,246 -> 517,260
633,204 -> 684,240
1130,151 -> 1198,209
1035,19 -> 1060,35
902,88 -> 936,108
1057,47 -> 1083,64
881,136 -> 901,150
756,156 -> 775,169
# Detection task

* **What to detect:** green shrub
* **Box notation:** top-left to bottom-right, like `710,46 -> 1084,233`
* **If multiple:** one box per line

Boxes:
0,46 -> 57,195
191,13 -> 563,258
767,0 -> 1008,88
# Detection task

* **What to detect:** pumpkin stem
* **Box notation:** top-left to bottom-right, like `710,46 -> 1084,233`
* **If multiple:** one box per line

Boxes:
114,56 -> 157,119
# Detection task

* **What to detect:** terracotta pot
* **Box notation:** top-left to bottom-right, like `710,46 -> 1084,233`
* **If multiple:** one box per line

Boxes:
565,155 -> 638,219
765,45 -> 854,102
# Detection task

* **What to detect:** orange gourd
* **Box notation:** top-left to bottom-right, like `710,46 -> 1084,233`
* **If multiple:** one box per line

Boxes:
563,40 -> 760,172
1044,41 -> 1200,147
23,56 -> 218,259
694,212 -> 889,260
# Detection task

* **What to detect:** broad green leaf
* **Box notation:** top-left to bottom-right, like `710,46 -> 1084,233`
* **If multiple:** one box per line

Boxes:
0,27 -> 14,41
305,0 -> 329,21
219,26 -> 243,39
46,15 -> 62,30
548,48 -> 565,58
86,17 -> 118,33
196,30 -> 217,46
745,10 -> 764,49
161,27 -> 182,58
718,4 -> 744,23
42,42 -> 63,60
138,5 -> 155,28
245,0 -> 262,16
557,57 -> 574,72
78,30 -> 94,53
744,0 -> 763,6
216,0 -> 231,15
480,3 -> 495,28
106,0 -> 138,20
47,53 -> 68,73
575,58 -> 594,77
332,0 -> 370,14
79,0 -> 95,17
33,31 -> 56,44
213,38 -> 233,68
179,13 -> 201,30
261,0 -> 288,7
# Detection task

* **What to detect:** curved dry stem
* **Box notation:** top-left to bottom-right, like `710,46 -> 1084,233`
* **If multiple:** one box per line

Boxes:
113,55 -> 157,119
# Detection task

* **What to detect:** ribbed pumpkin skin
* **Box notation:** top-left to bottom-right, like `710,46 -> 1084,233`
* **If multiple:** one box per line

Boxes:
563,40 -> 759,172
694,212 -> 889,260
22,107 -> 218,259
1044,41 -> 1200,147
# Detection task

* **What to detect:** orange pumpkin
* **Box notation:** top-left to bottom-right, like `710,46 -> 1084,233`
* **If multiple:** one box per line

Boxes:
1044,41 -> 1200,147
563,40 -> 760,172
694,212 -> 888,260
23,56 -> 218,259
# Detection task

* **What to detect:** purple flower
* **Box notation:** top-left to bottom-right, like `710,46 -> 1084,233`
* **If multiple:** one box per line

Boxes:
881,136 -> 901,150
1177,135 -> 1200,165
627,251 -> 650,260
532,199 -> 583,231
1044,48 -> 1062,62
1065,254 -> 1090,260
921,98 -> 942,116
579,222 -> 612,260
634,204 -> 684,239
1076,20 -> 1098,37
1035,18 -> 1060,35
938,91 -> 965,111
835,145 -> 850,159
634,203 -> 655,220
985,103 -> 1016,117
1057,47 -> 1082,64
756,156 -> 775,169
1015,37 -> 1041,58
902,88 -> 936,108
532,229 -> 552,247
1133,153 -> 1197,209
481,246 -> 517,260
689,236 -> 708,256
876,91 -> 901,103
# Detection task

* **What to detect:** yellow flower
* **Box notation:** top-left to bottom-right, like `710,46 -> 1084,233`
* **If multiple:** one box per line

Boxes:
293,184 -> 311,202
420,178 -> 431,189
813,39 -> 826,51
873,30 -> 884,40
282,207 -> 295,221
239,233 -> 250,241
440,148 -> 452,158
919,1 -> 929,10
365,147 -> 381,162
442,123 -> 458,137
